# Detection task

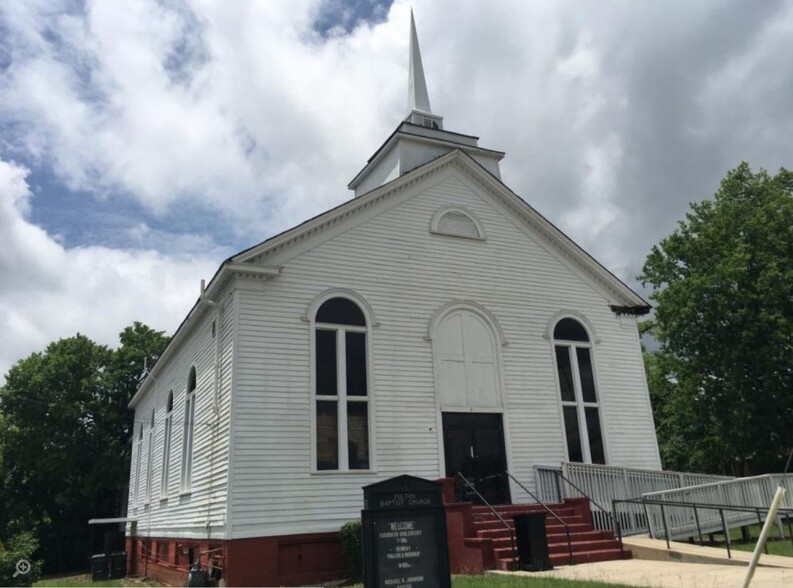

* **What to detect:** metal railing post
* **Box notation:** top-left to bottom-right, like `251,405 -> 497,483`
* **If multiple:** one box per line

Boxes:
693,505 -> 703,545
660,504 -> 670,549
555,470 -> 563,503
720,509 -> 731,559
642,499 -> 652,539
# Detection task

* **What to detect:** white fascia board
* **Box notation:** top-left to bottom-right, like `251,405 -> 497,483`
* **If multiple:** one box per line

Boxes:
452,152 -> 650,309
127,262 -> 280,408
234,149 -> 463,264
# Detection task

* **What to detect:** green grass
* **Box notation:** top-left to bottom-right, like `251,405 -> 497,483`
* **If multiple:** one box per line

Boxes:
34,575 -> 161,587
34,577 -> 121,587
346,575 -> 634,588
691,522 -> 793,558
726,522 -> 793,557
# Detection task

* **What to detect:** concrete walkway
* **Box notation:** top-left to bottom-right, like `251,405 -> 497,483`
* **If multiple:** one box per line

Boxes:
494,559 -> 793,587
490,535 -> 793,586
623,535 -> 793,569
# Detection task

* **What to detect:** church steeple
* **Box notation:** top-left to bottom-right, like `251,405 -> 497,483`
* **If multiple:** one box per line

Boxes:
405,10 -> 443,130
347,10 -> 504,196
408,10 -> 431,115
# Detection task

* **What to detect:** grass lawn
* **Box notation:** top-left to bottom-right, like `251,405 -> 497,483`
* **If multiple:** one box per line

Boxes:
723,522 -> 793,557
682,521 -> 793,558
347,575 -> 635,588
34,575 -> 162,587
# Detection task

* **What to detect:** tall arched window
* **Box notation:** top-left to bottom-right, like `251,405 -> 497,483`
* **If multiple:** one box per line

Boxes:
553,317 -> 605,464
145,409 -> 155,502
134,425 -> 143,506
314,297 -> 370,471
161,391 -> 173,496
181,367 -> 197,491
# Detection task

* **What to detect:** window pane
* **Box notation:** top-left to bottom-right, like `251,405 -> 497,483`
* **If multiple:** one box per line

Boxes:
346,332 -> 367,397
316,330 -> 338,396
554,318 -> 589,342
577,348 -> 597,403
347,402 -> 369,470
316,297 -> 366,326
586,407 -> 605,464
188,367 -> 197,392
555,346 -> 575,402
316,401 -> 338,470
563,406 -> 583,463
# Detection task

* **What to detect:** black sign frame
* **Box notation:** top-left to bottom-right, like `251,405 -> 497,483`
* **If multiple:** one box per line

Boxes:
362,475 -> 451,588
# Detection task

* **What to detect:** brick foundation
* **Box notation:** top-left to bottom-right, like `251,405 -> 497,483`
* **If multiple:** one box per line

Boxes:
126,531 -> 347,587
125,478 -> 494,586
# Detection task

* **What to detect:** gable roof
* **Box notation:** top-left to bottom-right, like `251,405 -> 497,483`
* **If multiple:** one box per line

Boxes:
130,148 -> 648,409
234,148 -> 650,310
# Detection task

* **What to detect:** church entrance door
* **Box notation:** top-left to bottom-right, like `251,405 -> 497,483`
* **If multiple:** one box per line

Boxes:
442,412 -> 510,505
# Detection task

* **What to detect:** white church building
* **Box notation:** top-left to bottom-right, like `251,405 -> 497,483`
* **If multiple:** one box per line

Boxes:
126,14 -> 660,586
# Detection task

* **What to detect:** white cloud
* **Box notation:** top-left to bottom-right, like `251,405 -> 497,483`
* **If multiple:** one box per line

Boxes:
0,158 -> 219,377
1,0 -> 793,373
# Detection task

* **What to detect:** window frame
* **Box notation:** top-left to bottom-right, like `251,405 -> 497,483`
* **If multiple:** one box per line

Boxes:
144,409 -> 155,504
134,425 -> 144,508
552,317 -> 607,465
180,367 -> 197,493
310,294 -> 374,474
160,390 -> 173,498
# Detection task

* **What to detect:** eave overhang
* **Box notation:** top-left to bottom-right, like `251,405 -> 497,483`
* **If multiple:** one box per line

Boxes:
127,262 -> 281,409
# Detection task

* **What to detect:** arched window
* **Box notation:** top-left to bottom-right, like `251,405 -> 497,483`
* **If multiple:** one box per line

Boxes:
553,317 -> 605,464
181,367 -> 197,491
134,425 -> 144,506
314,297 -> 370,471
145,409 -> 155,502
161,391 -> 173,496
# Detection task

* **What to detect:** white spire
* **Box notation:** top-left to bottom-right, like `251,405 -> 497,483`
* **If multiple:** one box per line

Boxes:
408,9 -> 432,115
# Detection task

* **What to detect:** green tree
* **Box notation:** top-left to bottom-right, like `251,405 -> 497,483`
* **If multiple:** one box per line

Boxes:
0,323 -> 169,573
640,163 -> 793,475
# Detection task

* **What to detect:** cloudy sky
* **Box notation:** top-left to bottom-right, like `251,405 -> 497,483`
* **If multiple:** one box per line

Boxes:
1,0 -> 792,377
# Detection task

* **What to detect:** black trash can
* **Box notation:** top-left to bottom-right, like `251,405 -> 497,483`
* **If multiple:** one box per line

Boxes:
109,551 -> 127,579
90,553 -> 109,581
513,512 -> 553,571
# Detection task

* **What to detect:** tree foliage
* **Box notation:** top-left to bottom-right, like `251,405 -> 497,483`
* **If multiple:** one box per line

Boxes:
640,163 -> 793,474
0,322 -> 169,573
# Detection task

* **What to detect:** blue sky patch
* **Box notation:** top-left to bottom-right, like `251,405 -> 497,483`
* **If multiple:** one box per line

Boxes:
313,0 -> 393,37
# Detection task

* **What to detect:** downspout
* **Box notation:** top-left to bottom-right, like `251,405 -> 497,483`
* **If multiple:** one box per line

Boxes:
199,279 -> 222,544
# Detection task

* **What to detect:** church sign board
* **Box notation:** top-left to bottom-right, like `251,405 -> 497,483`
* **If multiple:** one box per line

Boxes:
362,475 -> 451,588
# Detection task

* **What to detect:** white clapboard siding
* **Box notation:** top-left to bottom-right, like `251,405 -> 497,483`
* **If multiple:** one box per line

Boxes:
227,164 -> 660,539
126,289 -> 235,539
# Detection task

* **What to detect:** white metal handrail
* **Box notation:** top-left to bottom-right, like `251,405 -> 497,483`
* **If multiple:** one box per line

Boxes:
642,474 -> 793,539
535,463 -> 731,535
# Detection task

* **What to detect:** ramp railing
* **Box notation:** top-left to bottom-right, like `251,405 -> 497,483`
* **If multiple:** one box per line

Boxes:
535,463 -> 731,535
642,474 -> 793,539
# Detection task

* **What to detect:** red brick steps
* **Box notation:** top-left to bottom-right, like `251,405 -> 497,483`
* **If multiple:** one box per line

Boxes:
467,500 -> 630,571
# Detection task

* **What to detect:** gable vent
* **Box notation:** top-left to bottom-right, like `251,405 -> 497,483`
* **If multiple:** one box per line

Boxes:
431,207 -> 485,240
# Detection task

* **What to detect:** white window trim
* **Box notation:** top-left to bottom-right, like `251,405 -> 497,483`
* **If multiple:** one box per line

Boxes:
134,426 -> 143,507
180,371 -> 197,493
160,394 -> 173,498
553,327 -> 608,465
144,410 -> 154,504
310,292 -> 376,474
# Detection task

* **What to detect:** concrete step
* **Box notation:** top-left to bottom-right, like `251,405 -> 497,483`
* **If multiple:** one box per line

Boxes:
487,530 -> 613,546
494,538 -> 624,559
473,516 -> 589,532
471,503 -> 573,516
495,547 -> 632,571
